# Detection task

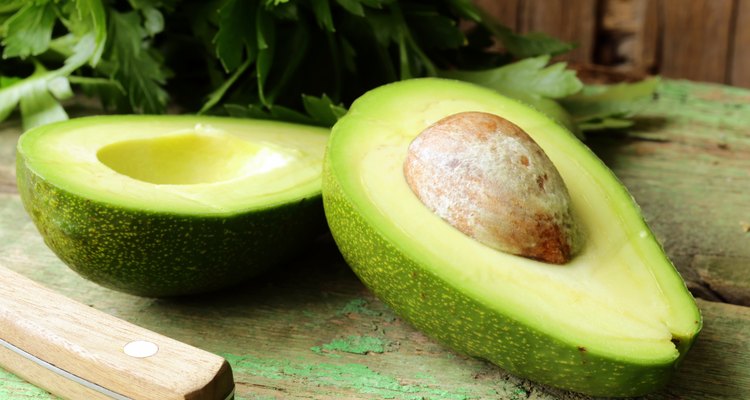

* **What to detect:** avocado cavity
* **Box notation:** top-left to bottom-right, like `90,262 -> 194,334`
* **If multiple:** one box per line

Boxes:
404,111 -> 581,264
97,128 -> 292,185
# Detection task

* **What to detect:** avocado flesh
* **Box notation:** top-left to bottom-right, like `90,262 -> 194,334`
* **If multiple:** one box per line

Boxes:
323,78 -> 701,396
17,115 -> 328,296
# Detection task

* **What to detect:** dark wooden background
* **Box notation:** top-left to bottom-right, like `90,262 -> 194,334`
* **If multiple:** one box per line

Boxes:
477,0 -> 750,88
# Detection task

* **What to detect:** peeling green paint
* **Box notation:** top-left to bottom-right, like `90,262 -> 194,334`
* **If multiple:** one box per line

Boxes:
311,335 -> 388,355
309,347 -> 340,357
650,80 -> 750,129
0,368 -> 57,399
510,388 -> 529,400
414,371 -> 437,382
338,298 -> 382,317
223,353 -> 473,400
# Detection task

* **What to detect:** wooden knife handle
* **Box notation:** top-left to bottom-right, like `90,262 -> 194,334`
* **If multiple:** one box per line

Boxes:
0,266 -> 234,400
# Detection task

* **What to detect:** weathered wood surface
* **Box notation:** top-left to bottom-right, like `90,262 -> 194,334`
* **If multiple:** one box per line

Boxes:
476,0 -> 750,88
731,0 -> 750,89
658,0 -> 735,84
1,79 -> 749,399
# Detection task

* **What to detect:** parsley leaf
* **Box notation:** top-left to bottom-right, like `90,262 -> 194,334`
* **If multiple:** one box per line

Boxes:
441,55 -> 582,99
224,93 -> 346,127
336,0 -> 365,17
213,0 -> 256,72
560,77 -> 661,131
302,93 -> 347,126
311,0 -> 335,32
2,1 -> 57,59
104,10 -> 168,114
0,30 -> 102,129
0,76 -> 23,121
70,0 -> 108,65
141,6 -> 165,37
199,57 -> 252,114
406,5 -> 465,50
256,4 -> 275,106
19,75 -> 72,131
0,63 -> 72,130
0,1 -> 26,14
496,29 -> 576,59
444,0 -> 482,21
0,0 -> 107,129
226,102 -> 318,125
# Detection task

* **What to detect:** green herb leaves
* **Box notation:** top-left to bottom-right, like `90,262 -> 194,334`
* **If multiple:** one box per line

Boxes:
561,78 -> 661,131
0,0 -> 165,129
441,55 -> 583,100
209,0 -> 390,123
69,0 -> 108,66
1,0 -> 657,134
215,0 -> 256,72
105,10 -> 168,114
0,0 -> 107,129
2,1 -> 57,59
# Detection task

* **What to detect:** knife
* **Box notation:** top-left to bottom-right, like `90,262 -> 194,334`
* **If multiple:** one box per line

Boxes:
0,266 -> 235,400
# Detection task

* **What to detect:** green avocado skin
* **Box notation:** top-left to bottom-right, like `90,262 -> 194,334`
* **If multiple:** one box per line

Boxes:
322,159 -> 682,397
17,156 -> 325,297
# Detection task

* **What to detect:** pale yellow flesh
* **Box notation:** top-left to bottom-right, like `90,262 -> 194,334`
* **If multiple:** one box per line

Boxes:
96,131 -> 291,185
22,117 -> 329,214
336,83 -> 699,363
363,145 -> 673,356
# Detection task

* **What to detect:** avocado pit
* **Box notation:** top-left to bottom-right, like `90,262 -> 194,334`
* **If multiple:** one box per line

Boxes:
403,111 -> 581,264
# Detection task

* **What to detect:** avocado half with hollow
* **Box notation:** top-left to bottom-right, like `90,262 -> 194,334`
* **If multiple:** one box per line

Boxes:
322,78 -> 701,396
16,115 -> 328,297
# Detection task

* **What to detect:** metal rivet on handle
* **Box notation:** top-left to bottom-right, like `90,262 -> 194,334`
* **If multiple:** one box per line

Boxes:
123,340 -> 159,358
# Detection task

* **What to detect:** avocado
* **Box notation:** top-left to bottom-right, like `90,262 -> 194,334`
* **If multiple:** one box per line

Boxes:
322,78 -> 701,396
16,115 -> 328,297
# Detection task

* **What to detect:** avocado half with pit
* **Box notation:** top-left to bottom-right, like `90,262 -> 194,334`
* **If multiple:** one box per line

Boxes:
16,115 -> 328,297
322,78 -> 701,396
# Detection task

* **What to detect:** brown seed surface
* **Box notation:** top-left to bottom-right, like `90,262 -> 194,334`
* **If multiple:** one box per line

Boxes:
403,111 -> 581,264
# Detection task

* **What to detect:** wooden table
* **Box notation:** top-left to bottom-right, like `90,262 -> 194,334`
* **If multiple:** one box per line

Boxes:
1,79 -> 748,399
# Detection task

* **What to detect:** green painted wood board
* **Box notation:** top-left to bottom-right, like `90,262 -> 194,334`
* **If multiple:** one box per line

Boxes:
1,79 -> 748,399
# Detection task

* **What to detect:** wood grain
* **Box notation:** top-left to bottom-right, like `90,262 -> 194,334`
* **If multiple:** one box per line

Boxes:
0,267 -> 234,400
598,0 -> 659,74
586,80 -> 750,301
651,300 -> 750,400
0,345 -> 106,400
1,80 -> 749,398
518,0 -> 598,63
659,0 -> 735,83
476,0 -> 750,87
473,0 -> 520,31
0,120 -> 19,194
730,0 -> 750,87
693,256 -> 750,305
